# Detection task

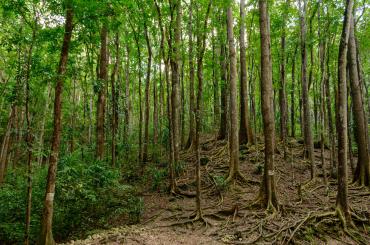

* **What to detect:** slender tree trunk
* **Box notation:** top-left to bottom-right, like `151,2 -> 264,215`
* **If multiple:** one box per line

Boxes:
291,46 -> 297,137
111,32 -> 119,167
318,1 -> 327,186
40,5 -> 73,244
124,44 -> 131,140
258,0 -> 279,210
239,0 -> 253,145
153,57 -> 159,146
170,0 -> 181,164
326,39 -> 336,176
24,17 -> 37,244
226,5 -> 241,183
348,17 -> 370,186
194,0 -> 212,218
143,21 -> 152,163
299,0 -> 315,179
185,0 -> 195,149
218,43 -> 228,141
154,0 -> 176,192
336,0 -> 353,226
212,29 -> 220,130
96,24 -> 108,160
279,0 -> 289,159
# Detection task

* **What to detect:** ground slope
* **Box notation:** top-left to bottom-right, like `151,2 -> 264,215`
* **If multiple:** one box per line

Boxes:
62,136 -> 370,245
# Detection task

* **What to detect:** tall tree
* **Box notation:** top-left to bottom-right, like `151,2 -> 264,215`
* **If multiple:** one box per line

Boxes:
226,4 -> 240,183
111,32 -> 120,167
40,3 -> 73,244
96,23 -> 108,160
239,0 -> 253,145
336,0 -> 354,227
194,0 -> 212,220
186,0 -> 195,149
279,0 -> 289,157
348,17 -> 370,186
169,0 -> 181,163
258,0 -> 279,210
299,0 -> 315,179
143,18 -> 152,163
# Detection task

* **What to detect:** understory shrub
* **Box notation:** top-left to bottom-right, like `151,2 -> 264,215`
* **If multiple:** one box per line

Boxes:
0,152 -> 143,244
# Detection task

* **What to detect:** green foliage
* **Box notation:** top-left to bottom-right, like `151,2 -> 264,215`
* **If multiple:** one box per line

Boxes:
144,165 -> 168,192
0,153 -> 143,244
212,175 -> 228,192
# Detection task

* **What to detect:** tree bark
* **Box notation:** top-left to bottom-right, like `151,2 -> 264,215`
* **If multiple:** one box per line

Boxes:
194,0 -> 212,218
169,0 -> 181,164
291,46 -> 298,138
226,5 -> 241,183
279,0 -> 289,158
348,17 -> 370,186
124,44 -> 131,140
336,0 -> 354,226
40,5 -> 73,244
218,42 -> 228,141
258,0 -> 279,210
299,0 -> 315,179
143,21 -> 152,163
110,32 -> 119,167
239,0 -> 253,145
185,0 -> 195,149
96,24 -> 108,160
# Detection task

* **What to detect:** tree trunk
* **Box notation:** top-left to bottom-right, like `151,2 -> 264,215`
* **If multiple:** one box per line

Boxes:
225,5 -> 241,183
336,0 -> 354,226
111,32 -> 119,167
0,107 -> 15,184
24,18 -> 37,244
185,0 -> 195,149
124,44 -> 131,140
239,0 -> 253,145
40,5 -> 73,244
299,0 -> 315,179
96,24 -> 108,160
291,46 -> 297,137
318,1 -> 327,186
348,17 -> 370,186
279,0 -> 289,158
194,0 -> 212,218
258,0 -> 279,210
212,29 -> 220,130
154,0 -> 176,192
218,43 -> 228,141
143,21 -> 152,163
169,0 -> 181,164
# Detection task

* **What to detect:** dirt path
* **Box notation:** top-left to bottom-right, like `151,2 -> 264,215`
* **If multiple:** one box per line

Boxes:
61,137 -> 370,245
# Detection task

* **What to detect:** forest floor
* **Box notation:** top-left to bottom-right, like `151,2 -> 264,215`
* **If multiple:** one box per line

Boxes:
62,135 -> 370,245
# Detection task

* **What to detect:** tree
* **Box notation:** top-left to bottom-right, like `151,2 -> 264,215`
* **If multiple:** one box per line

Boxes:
40,3 -> 74,244
96,23 -> 108,160
258,0 -> 279,211
143,17 -> 152,163
348,16 -> 370,186
299,0 -> 315,179
194,0 -> 212,220
239,0 -> 253,145
279,0 -> 289,158
226,4 -> 243,183
336,0 -> 354,227
185,0 -> 195,149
